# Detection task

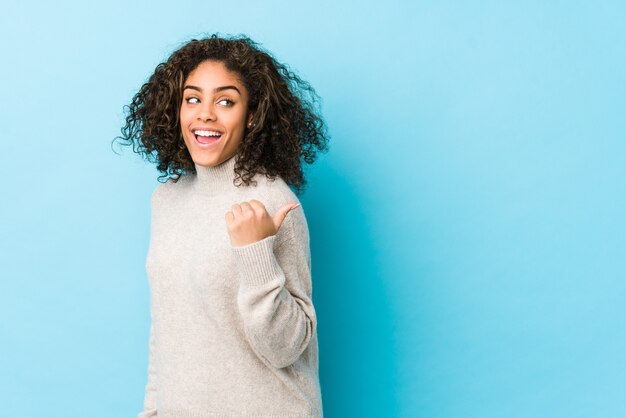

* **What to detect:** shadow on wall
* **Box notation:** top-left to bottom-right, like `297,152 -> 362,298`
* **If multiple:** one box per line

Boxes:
304,159 -> 399,418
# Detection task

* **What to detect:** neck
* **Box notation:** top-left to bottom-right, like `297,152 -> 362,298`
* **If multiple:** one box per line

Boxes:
193,154 -> 238,194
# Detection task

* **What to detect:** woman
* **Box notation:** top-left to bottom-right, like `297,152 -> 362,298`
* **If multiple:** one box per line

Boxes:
114,34 -> 329,417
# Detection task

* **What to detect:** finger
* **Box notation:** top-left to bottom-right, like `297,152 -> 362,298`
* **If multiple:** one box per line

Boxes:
239,201 -> 255,216
272,203 -> 300,229
231,203 -> 243,216
225,210 -> 234,226
248,199 -> 264,207
248,199 -> 267,215
248,199 -> 265,210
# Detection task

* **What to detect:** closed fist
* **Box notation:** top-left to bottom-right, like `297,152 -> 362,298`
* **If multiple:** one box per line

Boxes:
225,199 -> 300,247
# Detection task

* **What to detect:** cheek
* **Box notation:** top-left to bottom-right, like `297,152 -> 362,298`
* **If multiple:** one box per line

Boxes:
179,111 -> 191,139
230,109 -> 248,128
179,106 -> 190,124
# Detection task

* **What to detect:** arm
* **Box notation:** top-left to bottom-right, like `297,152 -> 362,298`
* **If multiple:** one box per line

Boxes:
138,186 -> 161,417
231,208 -> 317,369
137,322 -> 158,418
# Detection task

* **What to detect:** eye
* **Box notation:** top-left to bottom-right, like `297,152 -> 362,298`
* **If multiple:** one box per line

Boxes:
185,97 -> 200,104
217,98 -> 235,106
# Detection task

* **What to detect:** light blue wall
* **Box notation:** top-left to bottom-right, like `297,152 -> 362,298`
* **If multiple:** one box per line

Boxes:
1,1 -> 624,417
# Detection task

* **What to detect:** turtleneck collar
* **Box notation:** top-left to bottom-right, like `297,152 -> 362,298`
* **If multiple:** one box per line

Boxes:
193,154 -> 238,195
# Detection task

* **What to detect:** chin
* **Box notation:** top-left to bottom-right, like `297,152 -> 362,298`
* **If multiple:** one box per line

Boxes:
192,154 -> 218,167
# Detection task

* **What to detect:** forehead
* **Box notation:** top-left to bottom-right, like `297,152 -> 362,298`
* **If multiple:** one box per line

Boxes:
185,60 -> 245,89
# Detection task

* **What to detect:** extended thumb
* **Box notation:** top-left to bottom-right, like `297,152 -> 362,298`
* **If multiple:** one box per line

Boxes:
273,203 -> 301,229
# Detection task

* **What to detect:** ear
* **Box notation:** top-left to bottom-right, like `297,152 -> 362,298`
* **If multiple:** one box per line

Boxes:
247,113 -> 255,128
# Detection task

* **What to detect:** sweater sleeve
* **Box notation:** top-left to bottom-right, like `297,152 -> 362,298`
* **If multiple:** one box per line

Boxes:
137,322 -> 158,418
231,207 -> 317,369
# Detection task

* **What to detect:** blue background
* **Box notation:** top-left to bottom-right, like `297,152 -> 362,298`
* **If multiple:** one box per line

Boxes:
1,1 -> 625,417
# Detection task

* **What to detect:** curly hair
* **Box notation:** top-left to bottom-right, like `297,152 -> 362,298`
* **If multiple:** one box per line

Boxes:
112,33 -> 329,195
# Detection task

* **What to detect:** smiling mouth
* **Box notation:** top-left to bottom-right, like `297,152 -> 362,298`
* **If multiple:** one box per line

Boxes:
193,130 -> 223,145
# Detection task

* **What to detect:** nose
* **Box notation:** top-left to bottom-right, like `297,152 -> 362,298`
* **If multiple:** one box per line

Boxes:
197,101 -> 216,121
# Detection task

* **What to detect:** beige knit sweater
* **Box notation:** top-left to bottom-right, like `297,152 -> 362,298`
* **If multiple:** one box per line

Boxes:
138,154 -> 323,417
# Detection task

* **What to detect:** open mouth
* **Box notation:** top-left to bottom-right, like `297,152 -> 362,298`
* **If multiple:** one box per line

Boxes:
193,129 -> 223,145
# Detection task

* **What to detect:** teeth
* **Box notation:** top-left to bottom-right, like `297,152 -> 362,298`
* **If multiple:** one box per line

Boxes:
193,129 -> 222,137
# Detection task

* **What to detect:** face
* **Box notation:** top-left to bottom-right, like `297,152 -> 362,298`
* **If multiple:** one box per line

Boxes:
179,60 -> 252,167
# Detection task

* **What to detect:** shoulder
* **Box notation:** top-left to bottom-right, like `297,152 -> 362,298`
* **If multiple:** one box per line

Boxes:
150,173 -> 193,207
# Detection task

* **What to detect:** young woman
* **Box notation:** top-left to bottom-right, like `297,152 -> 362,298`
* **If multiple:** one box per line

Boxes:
114,34 -> 329,417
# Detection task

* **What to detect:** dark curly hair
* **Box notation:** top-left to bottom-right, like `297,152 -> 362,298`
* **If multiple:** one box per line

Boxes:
112,33 -> 329,195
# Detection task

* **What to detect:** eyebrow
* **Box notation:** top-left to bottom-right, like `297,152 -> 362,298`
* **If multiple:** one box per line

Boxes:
183,85 -> 241,95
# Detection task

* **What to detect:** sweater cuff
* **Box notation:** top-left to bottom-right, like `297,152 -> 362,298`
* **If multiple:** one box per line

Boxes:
231,234 -> 284,286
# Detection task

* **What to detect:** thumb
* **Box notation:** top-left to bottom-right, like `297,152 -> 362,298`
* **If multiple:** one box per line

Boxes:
272,203 -> 300,231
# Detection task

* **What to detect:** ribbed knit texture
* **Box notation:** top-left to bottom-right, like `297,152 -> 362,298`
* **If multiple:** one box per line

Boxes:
138,154 -> 323,418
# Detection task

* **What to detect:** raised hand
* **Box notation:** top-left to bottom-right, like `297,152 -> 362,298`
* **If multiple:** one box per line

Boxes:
225,199 -> 300,247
